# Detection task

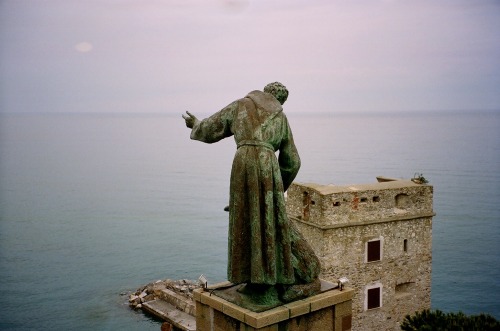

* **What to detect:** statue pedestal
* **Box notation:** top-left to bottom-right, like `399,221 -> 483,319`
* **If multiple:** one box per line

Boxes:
194,281 -> 353,331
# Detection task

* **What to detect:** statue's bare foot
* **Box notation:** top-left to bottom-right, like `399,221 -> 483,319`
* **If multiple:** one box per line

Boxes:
280,278 -> 321,303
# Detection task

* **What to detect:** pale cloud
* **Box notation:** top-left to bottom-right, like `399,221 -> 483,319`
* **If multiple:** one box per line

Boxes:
0,0 -> 499,113
75,42 -> 93,53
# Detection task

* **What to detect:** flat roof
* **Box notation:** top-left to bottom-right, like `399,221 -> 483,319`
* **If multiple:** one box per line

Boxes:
296,179 -> 428,195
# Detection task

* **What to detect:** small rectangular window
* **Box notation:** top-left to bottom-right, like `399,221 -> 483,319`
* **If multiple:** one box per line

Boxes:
367,240 -> 381,262
403,239 -> 408,252
367,287 -> 381,309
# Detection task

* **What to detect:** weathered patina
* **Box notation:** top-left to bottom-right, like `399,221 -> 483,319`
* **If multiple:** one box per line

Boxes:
182,82 -> 320,307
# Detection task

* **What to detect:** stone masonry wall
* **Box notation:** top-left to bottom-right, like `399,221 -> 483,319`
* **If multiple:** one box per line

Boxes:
286,179 -> 434,331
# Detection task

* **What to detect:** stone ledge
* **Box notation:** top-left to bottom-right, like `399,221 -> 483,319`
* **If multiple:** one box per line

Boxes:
310,288 -> 354,312
244,305 -> 289,329
292,213 -> 436,230
157,288 -> 196,316
283,298 -> 311,318
142,299 -> 196,331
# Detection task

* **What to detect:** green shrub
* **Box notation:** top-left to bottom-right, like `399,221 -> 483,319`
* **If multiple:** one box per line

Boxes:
401,309 -> 500,331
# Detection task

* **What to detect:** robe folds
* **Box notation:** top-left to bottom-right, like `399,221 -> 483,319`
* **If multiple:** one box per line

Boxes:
190,90 -> 320,286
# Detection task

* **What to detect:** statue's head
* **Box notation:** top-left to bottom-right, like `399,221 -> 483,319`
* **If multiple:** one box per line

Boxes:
264,82 -> 288,105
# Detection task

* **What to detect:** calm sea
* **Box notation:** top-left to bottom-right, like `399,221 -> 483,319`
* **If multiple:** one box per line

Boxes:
0,111 -> 498,330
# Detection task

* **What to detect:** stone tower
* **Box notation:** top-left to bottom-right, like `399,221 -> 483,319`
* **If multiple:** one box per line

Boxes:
286,177 -> 434,330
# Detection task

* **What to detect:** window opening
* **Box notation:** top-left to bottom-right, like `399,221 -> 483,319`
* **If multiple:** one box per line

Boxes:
367,287 -> 381,309
365,283 -> 383,310
367,239 -> 381,262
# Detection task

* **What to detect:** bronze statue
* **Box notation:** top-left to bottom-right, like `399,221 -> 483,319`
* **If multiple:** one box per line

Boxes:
183,82 -> 320,306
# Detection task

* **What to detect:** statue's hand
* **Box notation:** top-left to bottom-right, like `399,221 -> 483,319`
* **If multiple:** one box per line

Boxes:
182,111 -> 198,129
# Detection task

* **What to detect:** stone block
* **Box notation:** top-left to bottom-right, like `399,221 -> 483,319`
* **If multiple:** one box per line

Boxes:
192,288 -> 202,302
341,314 -> 352,331
213,309 -> 240,331
285,306 -> 333,331
244,306 -> 289,329
308,306 -> 334,330
195,282 -> 353,331
309,288 -> 354,312
335,300 -> 352,316
284,299 -> 311,318
195,301 -> 211,331
222,300 -> 248,322
200,292 -> 225,311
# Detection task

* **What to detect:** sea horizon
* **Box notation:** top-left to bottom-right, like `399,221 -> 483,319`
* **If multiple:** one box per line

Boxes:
0,110 -> 498,330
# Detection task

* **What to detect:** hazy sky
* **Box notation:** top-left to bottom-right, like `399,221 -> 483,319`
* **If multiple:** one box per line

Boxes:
1,0 -> 499,114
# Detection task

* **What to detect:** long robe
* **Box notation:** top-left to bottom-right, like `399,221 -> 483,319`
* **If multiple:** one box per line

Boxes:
190,90 -> 320,285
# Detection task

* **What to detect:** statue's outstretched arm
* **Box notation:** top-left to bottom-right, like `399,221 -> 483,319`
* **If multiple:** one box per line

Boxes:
182,111 -> 199,129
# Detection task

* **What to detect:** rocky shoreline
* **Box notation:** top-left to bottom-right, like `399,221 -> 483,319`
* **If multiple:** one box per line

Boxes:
128,278 -> 201,311
128,278 -> 202,330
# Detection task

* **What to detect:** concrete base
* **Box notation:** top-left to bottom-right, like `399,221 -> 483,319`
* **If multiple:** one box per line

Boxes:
194,281 -> 353,331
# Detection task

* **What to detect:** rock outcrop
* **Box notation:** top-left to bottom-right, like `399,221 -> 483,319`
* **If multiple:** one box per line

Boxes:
129,278 -> 200,315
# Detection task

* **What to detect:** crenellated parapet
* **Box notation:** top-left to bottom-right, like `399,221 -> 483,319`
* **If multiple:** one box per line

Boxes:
286,179 -> 434,228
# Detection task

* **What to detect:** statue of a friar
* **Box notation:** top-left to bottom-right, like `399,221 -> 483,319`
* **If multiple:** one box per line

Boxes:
183,82 -> 320,304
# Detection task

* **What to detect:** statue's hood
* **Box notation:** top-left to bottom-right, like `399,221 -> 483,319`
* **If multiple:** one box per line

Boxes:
245,90 -> 283,113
